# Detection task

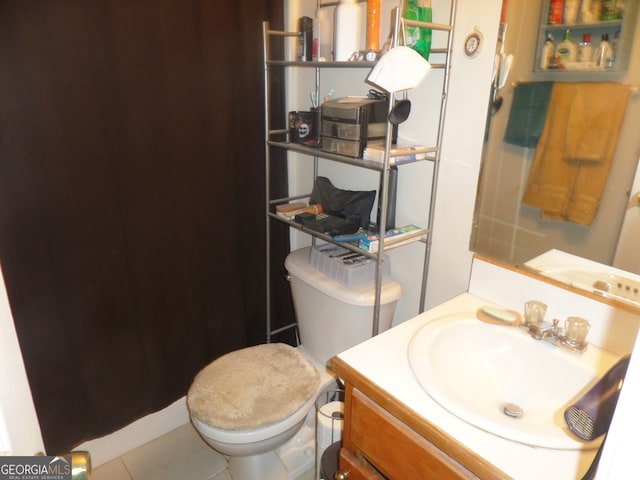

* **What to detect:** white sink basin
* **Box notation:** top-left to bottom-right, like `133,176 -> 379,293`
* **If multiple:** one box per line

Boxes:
542,269 -> 640,306
524,249 -> 640,306
408,313 -> 621,450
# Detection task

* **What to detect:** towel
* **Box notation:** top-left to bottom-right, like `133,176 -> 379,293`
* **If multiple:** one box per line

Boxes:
504,81 -> 554,148
564,82 -> 629,162
522,82 -> 630,226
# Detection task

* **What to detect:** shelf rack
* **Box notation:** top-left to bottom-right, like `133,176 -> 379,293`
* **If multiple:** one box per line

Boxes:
534,0 -> 638,73
263,1 -> 457,343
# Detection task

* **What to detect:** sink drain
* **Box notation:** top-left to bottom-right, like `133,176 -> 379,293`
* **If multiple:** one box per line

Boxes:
502,402 -> 524,418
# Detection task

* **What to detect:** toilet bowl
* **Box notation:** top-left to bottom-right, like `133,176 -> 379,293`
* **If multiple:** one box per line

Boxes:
188,246 -> 401,480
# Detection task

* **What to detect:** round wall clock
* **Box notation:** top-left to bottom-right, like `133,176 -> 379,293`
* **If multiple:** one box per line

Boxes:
464,28 -> 483,58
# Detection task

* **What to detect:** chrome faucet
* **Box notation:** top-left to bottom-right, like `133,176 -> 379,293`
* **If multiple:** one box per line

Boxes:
527,320 -> 554,341
522,301 -> 590,354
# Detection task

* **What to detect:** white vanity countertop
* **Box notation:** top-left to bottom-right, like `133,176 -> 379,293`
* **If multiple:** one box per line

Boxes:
337,292 -> 600,480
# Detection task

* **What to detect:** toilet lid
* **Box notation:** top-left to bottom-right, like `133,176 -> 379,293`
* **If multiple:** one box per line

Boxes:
187,343 -> 320,431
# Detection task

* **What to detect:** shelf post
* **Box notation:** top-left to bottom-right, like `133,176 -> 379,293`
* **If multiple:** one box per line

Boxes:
263,21 -> 273,343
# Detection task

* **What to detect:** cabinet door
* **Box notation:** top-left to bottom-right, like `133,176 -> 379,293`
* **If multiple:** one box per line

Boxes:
346,388 -> 475,479
338,448 -> 385,480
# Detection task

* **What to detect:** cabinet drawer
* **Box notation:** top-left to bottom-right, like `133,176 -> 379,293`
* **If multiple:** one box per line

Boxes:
349,388 -> 476,480
339,448 -> 385,480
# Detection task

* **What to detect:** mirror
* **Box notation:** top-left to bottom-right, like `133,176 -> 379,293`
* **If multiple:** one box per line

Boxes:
471,0 -> 640,281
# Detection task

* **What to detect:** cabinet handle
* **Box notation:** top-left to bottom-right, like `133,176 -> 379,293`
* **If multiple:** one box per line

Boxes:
334,472 -> 351,480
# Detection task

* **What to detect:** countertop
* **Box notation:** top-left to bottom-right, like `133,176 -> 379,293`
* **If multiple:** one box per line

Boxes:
330,292 -> 601,480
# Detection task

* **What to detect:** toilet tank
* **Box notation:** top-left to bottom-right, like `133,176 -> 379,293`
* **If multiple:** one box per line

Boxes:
285,246 -> 402,365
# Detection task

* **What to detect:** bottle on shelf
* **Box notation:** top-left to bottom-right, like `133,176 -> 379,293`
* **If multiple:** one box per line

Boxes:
334,0 -> 363,61
592,0 -> 603,20
556,29 -> 577,65
540,34 -> 555,69
579,0 -> 603,23
402,0 -> 432,60
548,0 -> 565,25
594,33 -> 614,68
564,0 -> 580,24
601,0 -> 622,20
416,0 -> 433,61
313,8 -> 332,61
298,16 -> 313,62
366,0 -> 381,53
577,33 -> 593,62
612,30 -> 620,63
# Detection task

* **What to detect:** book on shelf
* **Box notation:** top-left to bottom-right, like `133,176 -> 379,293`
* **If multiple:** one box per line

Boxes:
362,144 -> 430,164
358,224 -> 427,253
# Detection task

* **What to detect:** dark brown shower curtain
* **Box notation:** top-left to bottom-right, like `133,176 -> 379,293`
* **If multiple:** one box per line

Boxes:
0,0 -> 294,453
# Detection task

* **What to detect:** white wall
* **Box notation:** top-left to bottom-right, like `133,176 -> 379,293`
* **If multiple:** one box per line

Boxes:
424,0 -> 501,308
613,156 -> 640,274
0,265 -> 44,456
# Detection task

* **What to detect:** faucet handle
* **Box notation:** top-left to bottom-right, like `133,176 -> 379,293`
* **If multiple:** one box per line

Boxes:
565,317 -> 590,347
524,300 -> 547,326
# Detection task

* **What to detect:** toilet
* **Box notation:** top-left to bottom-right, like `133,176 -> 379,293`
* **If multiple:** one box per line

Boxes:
187,246 -> 402,480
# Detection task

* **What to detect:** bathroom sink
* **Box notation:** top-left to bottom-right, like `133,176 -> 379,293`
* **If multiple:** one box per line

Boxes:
541,268 -> 640,306
524,249 -> 640,306
408,313 -> 621,450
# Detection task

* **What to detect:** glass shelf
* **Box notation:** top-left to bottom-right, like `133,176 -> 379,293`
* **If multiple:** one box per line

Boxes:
267,140 -> 438,171
266,212 -> 429,257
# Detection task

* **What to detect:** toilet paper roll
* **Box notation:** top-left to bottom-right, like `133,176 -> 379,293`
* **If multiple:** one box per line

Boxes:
316,400 -> 344,473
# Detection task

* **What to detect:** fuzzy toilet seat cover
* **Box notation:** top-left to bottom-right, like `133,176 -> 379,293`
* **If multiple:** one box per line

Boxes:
187,343 -> 321,431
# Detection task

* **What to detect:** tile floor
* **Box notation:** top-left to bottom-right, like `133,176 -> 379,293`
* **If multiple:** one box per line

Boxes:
92,423 -> 315,480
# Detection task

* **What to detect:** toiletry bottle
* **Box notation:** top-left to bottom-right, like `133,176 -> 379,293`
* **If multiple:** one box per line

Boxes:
548,0 -> 565,24
334,0 -> 363,61
403,0 -> 432,60
366,0 -> 381,53
313,8 -> 332,61
592,0 -> 603,19
594,33 -> 614,68
601,0 -> 620,20
298,16 -> 313,62
577,33 -> 593,62
564,0 -> 579,24
403,0 -> 420,50
580,0 -> 603,23
579,0 -> 594,23
611,30 -> 619,66
556,29 -> 577,66
540,34 -> 555,69
415,0 -> 433,61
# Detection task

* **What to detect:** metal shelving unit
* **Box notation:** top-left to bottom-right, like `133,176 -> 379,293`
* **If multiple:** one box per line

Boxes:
263,1 -> 457,343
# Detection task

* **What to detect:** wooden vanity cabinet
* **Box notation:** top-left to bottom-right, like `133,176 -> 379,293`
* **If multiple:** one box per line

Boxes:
337,383 -> 478,480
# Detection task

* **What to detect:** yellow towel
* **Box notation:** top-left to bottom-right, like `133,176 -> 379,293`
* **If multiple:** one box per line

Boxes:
522,82 -> 630,226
